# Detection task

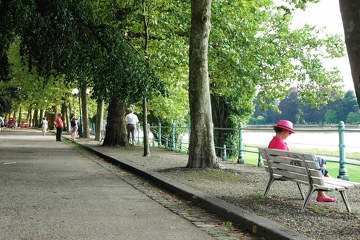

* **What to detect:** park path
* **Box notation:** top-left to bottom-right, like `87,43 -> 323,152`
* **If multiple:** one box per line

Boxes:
0,129 -> 217,240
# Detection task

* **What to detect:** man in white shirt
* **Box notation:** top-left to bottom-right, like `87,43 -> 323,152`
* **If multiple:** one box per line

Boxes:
125,110 -> 139,145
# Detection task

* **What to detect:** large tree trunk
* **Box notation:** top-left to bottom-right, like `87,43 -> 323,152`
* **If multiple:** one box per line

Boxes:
103,97 -> 128,146
187,0 -> 219,168
339,1 -> 360,106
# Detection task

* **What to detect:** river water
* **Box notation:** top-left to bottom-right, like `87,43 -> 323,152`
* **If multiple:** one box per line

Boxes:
243,129 -> 360,153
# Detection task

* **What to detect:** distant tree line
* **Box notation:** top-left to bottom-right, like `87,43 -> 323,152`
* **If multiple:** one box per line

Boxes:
250,88 -> 360,125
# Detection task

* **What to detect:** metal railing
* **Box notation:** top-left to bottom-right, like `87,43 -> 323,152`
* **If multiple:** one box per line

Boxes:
131,121 -> 360,180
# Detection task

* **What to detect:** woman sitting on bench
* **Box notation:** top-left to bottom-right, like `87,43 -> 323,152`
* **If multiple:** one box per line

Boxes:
268,120 -> 336,202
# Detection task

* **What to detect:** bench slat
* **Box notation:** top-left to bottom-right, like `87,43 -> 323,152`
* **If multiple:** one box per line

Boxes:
264,161 -> 323,177
272,169 -> 324,185
314,182 -> 345,191
261,148 -> 315,160
324,178 -> 360,189
266,155 -> 320,170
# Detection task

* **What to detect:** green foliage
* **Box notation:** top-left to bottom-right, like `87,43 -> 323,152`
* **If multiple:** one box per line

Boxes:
1,0 -> 166,112
325,110 -> 338,124
346,112 -> 360,124
252,89 -> 359,125
209,0 -> 345,128
95,0 -> 190,125
0,0 -> 348,129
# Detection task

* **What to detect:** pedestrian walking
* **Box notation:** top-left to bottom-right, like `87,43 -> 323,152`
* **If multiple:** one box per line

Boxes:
41,117 -> 48,136
125,110 -> 139,145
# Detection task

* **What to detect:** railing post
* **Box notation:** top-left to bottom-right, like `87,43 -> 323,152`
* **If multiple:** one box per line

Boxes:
258,153 -> 263,167
179,139 -> 183,152
237,123 -> 244,164
338,121 -> 349,180
158,123 -> 162,147
171,123 -> 176,151
223,145 -> 227,161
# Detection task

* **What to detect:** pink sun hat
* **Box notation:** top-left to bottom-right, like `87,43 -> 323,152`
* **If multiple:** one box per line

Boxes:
273,120 -> 295,134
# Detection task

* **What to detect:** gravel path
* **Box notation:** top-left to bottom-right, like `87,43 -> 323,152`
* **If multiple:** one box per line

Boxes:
81,141 -> 360,240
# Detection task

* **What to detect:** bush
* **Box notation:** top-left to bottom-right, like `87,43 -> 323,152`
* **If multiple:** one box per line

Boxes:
346,111 -> 360,124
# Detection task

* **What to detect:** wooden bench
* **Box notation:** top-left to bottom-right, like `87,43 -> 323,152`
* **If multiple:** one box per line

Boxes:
258,148 -> 360,212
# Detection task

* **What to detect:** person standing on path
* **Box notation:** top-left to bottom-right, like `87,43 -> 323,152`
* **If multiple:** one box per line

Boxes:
41,117 -> 48,136
54,113 -> 64,142
70,113 -> 78,140
125,110 -> 139,145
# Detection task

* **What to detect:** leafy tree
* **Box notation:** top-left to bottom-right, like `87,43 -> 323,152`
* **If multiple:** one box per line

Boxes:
337,90 -> 359,121
278,88 -> 299,123
346,111 -> 360,124
325,110 -> 338,124
1,0 -> 165,144
97,0 -> 191,128
300,103 -> 326,123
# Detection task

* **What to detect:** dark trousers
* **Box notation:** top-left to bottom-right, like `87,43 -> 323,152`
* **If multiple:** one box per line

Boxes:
127,124 -> 135,144
56,127 -> 62,141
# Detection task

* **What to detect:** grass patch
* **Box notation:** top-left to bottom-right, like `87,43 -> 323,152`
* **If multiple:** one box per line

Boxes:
252,193 -> 271,200
311,206 -> 333,214
224,221 -> 234,230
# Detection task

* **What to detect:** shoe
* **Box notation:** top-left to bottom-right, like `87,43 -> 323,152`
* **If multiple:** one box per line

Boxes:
316,196 -> 337,202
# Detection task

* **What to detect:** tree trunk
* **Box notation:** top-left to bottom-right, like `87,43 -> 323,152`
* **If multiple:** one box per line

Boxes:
80,84 -> 90,138
17,106 -> 21,127
103,97 -> 128,146
39,109 -> 44,123
33,109 -> 39,128
95,99 -> 104,141
143,98 -> 150,156
187,0 -> 219,168
339,1 -> 360,106
142,0 -> 150,156
61,101 -> 67,132
211,94 -> 229,157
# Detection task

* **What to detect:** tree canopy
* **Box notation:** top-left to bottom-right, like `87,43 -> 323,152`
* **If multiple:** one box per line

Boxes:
0,0 -> 354,168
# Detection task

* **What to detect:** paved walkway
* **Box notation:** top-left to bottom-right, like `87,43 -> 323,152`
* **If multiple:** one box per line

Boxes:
0,129 -> 228,240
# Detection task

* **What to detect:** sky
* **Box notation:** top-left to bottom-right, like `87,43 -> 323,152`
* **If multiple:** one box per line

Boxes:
291,0 -> 354,90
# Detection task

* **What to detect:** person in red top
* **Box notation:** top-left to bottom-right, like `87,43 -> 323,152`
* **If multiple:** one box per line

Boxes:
54,113 -> 64,142
268,120 -> 336,202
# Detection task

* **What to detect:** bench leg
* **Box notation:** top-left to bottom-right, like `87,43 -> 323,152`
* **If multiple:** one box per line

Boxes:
296,183 -> 304,200
264,176 -> 275,197
302,186 -> 315,211
339,190 -> 351,212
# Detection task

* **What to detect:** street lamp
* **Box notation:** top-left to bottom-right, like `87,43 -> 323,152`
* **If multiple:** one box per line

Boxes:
72,88 -> 83,137
71,87 -> 91,138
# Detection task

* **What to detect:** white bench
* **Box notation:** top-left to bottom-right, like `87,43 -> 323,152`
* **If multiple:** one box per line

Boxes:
258,148 -> 360,212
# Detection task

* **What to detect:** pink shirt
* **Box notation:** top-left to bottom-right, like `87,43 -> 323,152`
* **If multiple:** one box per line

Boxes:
54,116 -> 64,128
268,136 -> 289,151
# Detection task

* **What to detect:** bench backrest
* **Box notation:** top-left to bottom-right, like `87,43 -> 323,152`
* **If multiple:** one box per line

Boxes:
258,148 -> 324,186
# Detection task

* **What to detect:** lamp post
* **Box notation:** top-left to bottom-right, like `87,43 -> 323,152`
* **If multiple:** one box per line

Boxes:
71,88 -> 83,137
